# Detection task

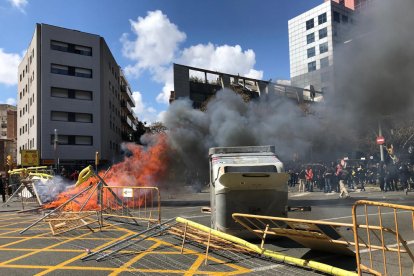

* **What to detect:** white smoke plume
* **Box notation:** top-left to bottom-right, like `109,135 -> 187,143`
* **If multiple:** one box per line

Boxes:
34,176 -> 73,203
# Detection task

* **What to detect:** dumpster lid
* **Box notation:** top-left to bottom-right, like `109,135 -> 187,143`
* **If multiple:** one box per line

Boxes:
209,146 -> 275,156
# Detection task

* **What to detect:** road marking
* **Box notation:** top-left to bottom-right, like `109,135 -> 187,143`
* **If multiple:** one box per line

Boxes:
359,240 -> 414,254
108,241 -> 162,276
33,229 -> 133,276
290,192 -> 310,197
251,263 -> 284,272
0,229 -> 94,265
320,210 -> 411,221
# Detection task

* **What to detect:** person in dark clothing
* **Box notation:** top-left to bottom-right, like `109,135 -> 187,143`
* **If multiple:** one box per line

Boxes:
378,163 -> 385,192
399,163 -> 410,194
323,164 -> 334,193
0,175 -> 5,203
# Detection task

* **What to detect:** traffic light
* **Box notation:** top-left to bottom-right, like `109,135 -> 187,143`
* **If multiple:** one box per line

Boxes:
6,155 -> 12,166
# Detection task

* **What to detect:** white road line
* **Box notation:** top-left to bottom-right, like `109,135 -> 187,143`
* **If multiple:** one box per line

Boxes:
320,210 -> 411,221
251,264 -> 285,272
359,240 -> 414,254
290,192 -> 311,197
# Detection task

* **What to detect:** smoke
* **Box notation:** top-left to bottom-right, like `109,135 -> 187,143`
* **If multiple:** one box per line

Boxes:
160,0 -> 414,186
33,176 -> 72,203
333,0 -> 414,121
163,90 -> 323,184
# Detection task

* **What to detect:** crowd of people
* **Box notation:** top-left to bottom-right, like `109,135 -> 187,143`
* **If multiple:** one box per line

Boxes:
287,160 -> 414,197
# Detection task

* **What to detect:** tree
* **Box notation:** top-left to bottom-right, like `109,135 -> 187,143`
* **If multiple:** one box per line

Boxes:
148,122 -> 167,134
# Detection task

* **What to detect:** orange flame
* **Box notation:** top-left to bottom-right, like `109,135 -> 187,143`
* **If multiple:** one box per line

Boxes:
44,135 -> 170,210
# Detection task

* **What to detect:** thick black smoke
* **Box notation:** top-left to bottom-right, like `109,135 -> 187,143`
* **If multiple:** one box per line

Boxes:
160,0 -> 414,186
332,0 -> 414,121
163,90 -> 322,185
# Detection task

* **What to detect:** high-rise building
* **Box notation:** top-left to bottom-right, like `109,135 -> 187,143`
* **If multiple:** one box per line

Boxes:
288,0 -> 354,93
0,104 -> 17,171
17,24 -> 137,168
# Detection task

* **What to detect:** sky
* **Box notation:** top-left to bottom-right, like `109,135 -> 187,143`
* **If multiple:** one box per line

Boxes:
0,0 -> 321,123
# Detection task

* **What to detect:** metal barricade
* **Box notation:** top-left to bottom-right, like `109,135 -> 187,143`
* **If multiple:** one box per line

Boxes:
352,200 -> 414,276
100,186 -> 161,225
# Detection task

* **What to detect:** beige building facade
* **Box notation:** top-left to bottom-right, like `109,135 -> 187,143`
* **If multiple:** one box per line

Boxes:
0,105 -> 17,171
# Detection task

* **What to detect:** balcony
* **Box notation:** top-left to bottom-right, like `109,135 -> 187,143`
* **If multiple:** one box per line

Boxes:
121,117 -> 133,128
121,100 -> 133,114
121,84 -> 135,107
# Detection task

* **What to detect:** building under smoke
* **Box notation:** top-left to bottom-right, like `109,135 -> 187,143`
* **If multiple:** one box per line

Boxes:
170,63 -> 323,109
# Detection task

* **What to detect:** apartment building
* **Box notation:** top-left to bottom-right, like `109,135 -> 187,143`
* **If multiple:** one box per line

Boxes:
0,104 -> 17,171
17,23 -> 137,167
288,0 -> 354,93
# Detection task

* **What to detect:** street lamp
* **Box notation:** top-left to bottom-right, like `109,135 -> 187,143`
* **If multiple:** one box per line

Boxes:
54,129 -> 59,172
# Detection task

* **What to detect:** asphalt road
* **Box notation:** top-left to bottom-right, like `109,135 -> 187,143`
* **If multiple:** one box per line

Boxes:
0,186 -> 412,275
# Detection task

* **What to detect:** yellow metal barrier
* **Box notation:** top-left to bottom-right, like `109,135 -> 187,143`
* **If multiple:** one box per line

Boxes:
177,217 -> 356,276
232,213 -> 356,256
352,200 -> 414,276
101,186 -> 161,225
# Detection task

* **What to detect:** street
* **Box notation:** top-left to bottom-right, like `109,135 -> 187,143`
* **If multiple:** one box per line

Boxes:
0,186 -> 412,275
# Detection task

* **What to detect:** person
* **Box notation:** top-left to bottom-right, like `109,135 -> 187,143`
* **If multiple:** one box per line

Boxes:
305,166 -> 314,192
298,167 -> 306,193
378,162 -> 385,192
323,164 -> 334,193
70,170 -> 79,182
399,163 -> 410,195
0,173 -> 5,202
336,161 -> 350,198
357,164 -> 366,191
60,167 -> 67,178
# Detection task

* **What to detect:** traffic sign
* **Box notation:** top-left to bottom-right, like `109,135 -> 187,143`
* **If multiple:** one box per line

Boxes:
21,150 -> 39,166
376,136 -> 385,145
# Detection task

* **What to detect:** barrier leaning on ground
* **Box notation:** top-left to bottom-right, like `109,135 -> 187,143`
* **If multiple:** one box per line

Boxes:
232,200 -> 414,276
352,200 -> 414,276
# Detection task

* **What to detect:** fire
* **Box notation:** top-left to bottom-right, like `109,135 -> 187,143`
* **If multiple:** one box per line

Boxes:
44,134 -> 170,210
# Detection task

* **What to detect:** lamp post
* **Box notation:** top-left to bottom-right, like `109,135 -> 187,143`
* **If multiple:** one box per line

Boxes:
54,129 -> 58,173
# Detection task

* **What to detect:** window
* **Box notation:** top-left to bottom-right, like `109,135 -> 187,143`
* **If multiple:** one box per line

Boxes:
320,57 -> 329,68
333,11 -> 340,23
50,40 -> 68,52
51,111 -> 93,123
51,40 -> 92,56
51,111 -> 68,121
75,90 -> 92,100
51,87 -> 92,100
308,61 -> 316,72
51,64 -> 92,78
306,19 -> 314,30
75,113 -> 93,123
318,13 -> 327,25
51,64 -> 69,75
342,15 -> 348,23
75,136 -> 92,145
307,47 -> 315,58
319,27 -> 328,39
74,45 -> 92,56
319,42 -> 328,54
75,67 -> 92,78
306,33 -> 315,44
51,135 -> 93,146
51,87 -> 68,98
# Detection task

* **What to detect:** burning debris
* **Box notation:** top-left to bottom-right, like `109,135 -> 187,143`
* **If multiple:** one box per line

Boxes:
44,134 -> 170,210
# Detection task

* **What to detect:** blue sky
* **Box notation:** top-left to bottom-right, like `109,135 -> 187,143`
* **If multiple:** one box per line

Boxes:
0,0 -> 321,123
